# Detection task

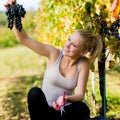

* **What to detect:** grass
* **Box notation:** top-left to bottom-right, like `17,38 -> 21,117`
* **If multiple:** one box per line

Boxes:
86,70 -> 120,119
0,45 -> 46,79
0,45 -> 46,120
0,45 -> 120,120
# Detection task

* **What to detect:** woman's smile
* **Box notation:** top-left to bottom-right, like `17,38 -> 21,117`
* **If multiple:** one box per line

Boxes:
64,48 -> 70,52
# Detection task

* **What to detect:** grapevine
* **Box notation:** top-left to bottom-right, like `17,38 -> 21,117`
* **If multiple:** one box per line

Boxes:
6,4 -> 26,32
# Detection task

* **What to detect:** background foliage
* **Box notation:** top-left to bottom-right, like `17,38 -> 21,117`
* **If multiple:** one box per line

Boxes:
34,0 -> 120,61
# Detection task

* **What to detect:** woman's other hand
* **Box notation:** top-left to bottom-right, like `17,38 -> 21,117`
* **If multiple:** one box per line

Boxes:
53,95 -> 65,111
4,0 -> 16,9
52,91 -> 66,111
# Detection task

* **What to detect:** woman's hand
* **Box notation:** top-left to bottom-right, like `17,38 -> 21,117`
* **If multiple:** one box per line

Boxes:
52,96 -> 65,111
4,0 -> 16,9
110,0 -> 118,12
52,91 -> 66,111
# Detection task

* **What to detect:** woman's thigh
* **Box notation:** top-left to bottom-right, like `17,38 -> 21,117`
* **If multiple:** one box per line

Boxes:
27,87 -> 61,120
61,102 -> 90,120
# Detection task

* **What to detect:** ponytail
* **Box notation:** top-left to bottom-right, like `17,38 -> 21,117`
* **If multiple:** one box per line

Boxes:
89,33 -> 103,61
76,29 -> 103,61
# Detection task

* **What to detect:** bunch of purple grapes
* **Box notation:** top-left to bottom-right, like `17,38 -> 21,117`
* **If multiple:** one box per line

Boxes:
110,14 -> 120,41
100,14 -> 120,41
100,20 -> 110,37
6,4 -> 26,32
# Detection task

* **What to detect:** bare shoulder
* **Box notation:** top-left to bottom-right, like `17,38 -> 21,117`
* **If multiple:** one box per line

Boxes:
79,56 -> 90,70
48,45 -> 60,60
47,46 -> 61,67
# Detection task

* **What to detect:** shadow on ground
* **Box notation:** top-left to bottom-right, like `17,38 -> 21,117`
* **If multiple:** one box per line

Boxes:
0,75 -> 43,120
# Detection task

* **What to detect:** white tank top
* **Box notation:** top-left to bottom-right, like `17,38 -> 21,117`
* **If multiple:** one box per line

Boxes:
42,49 -> 82,106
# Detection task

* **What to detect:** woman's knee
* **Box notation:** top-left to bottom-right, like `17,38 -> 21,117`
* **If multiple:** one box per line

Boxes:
78,102 -> 90,113
27,87 -> 43,101
73,102 -> 90,117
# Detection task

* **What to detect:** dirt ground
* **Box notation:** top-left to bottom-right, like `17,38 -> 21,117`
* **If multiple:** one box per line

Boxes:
0,77 -> 30,120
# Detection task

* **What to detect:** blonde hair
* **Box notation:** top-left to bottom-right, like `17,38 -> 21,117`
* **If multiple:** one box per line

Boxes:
76,29 -> 103,61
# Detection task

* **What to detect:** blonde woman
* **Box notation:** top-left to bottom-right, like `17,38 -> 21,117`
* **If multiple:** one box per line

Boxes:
4,0 -> 103,120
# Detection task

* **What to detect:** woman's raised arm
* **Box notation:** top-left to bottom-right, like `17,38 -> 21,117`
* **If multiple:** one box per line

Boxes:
4,0 -> 59,58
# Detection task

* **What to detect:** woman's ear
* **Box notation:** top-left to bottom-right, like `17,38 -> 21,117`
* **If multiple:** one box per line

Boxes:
81,50 -> 88,55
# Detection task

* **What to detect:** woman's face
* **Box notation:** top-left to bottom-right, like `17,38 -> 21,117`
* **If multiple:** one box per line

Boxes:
63,32 -> 85,58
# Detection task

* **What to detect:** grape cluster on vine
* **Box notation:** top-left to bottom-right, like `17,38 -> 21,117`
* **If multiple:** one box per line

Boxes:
100,21 -> 110,36
6,4 -> 26,32
100,14 -> 120,41
110,14 -> 120,41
